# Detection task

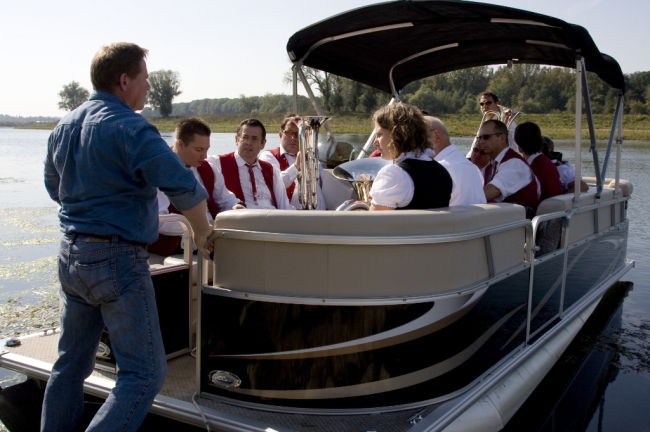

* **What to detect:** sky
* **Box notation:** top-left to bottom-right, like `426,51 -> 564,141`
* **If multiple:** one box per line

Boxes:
1,0 -> 648,118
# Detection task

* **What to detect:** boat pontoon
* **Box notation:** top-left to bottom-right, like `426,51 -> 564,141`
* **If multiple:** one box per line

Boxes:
0,1 -> 634,431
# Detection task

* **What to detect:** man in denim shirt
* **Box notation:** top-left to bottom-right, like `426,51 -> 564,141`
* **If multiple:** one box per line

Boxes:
42,43 -> 212,432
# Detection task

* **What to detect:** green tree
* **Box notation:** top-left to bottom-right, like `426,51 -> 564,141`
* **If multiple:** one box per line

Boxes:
58,81 -> 89,111
148,70 -> 181,118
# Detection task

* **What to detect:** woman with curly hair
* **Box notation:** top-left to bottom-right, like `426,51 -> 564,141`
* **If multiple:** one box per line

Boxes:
369,103 -> 452,210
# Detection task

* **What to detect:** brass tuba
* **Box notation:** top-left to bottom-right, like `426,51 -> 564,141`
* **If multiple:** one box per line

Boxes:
332,157 -> 391,211
297,116 -> 329,210
480,105 -> 521,129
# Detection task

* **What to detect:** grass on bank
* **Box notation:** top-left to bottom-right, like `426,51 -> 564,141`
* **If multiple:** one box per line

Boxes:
11,113 -> 650,141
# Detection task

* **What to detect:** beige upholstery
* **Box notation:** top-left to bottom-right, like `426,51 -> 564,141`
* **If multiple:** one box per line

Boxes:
212,204 -> 527,299
536,179 -> 631,244
583,177 -> 633,197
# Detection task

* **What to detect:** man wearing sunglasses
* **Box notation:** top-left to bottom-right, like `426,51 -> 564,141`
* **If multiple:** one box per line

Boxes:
259,114 -> 326,209
479,120 -> 539,216
467,92 -> 520,158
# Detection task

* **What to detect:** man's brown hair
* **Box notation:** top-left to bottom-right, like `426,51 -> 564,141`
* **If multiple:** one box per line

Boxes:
482,119 -> 509,147
479,91 -> 499,103
373,103 -> 429,159
281,113 -> 298,132
90,42 -> 149,92
236,118 -> 267,140
176,117 -> 211,144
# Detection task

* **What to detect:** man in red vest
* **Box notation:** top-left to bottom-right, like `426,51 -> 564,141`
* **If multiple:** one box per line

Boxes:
515,122 -> 562,202
258,114 -> 326,209
479,120 -> 540,215
211,118 -> 294,210
149,117 -> 245,256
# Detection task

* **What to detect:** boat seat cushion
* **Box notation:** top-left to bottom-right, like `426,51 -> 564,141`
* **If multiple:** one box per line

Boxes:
211,204 -> 527,298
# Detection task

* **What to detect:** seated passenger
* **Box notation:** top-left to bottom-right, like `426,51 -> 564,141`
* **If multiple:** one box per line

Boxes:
466,91 -> 520,158
150,117 -> 245,256
369,103 -> 452,211
210,118 -> 295,210
515,122 -> 562,202
424,116 -> 486,206
480,120 -> 539,214
542,135 -> 589,193
258,114 -> 326,209
470,145 -> 491,174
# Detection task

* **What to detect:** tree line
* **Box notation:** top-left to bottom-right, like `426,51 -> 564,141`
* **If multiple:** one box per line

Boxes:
58,65 -> 650,118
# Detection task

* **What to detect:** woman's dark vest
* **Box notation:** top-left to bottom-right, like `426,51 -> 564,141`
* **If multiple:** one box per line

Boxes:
397,159 -> 452,210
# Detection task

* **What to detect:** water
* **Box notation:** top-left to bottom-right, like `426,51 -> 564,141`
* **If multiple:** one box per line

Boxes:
0,128 -> 648,430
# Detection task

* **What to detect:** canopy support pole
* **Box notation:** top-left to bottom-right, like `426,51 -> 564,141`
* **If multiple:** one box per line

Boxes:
614,95 -> 624,194
574,57 -> 583,205
292,65 -> 298,113
356,97 -> 396,159
295,64 -> 336,143
580,58 -> 602,198
601,93 -> 624,184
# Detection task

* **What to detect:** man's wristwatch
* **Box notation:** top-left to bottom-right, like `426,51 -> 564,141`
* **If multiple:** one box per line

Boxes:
236,201 -> 246,208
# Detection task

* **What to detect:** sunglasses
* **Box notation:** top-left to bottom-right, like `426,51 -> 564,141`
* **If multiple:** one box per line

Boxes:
479,101 -> 495,106
476,132 -> 503,141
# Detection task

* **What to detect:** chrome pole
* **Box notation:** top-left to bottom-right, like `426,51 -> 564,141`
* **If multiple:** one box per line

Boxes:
292,65 -> 298,113
357,97 -> 396,160
574,57 -> 583,205
295,65 -> 336,144
601,93 -> 624,183
581,58 -> 602,197
615,95 -> 624,193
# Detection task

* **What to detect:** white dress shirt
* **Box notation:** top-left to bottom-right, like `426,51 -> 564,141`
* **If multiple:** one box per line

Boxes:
434,144 -> 487,206
551,160 -> 576,191
157,160 -> 239,236
370,151 -> 431,208
259,147 -> 326,210
209,153 -> 295,210
489,147 -> 536,202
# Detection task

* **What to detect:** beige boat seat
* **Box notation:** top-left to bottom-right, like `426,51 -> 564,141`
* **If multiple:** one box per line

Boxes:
536,178 -> 631,244
211,204 -> 527,299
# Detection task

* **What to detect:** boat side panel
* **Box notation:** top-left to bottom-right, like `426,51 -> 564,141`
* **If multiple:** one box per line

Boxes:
199,269 -> 531,409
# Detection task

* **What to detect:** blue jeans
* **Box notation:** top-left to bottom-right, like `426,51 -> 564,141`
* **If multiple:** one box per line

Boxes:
41,235 -> 167,432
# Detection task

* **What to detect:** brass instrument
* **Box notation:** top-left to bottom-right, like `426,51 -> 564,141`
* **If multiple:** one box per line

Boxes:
480,105 -> 521,129
297,116 -> 329,210
332,157 -> 390,211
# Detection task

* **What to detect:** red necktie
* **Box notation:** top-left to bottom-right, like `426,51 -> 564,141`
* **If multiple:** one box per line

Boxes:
245,163 -> 258,202
485,161 -> 498,184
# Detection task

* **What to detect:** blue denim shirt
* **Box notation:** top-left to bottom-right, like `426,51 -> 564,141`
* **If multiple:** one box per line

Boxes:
44,90 -> 208,244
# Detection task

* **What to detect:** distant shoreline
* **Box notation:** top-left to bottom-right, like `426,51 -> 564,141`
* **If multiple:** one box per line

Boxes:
8,113 -> 650,141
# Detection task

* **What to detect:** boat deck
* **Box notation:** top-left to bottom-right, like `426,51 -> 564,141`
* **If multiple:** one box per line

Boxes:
2,332 -> 440,432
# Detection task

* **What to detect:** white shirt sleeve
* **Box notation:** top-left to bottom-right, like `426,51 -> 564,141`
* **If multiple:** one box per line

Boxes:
271,166 -> 296,210
157,189 -> 186,236
557,162 -> 575,190
259,150 -> 299,189
207,160 -> 239,210
489,158 -> 533,202
370,164 -> 414,208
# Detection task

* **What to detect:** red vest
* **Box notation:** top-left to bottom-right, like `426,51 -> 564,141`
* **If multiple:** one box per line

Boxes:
529,154 -> 562,202
168,160 -> 221,218
495,149 -> 540,210
219,152 -> 277,208
269,147 -> 296,200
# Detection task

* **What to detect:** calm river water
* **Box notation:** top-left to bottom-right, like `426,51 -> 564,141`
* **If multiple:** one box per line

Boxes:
0,127 -> 648,431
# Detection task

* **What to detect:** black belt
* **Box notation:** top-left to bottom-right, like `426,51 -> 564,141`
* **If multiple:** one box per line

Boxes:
72,233 -> 148,250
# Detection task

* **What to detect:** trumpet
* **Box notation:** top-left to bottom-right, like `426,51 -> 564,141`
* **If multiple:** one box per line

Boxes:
297,116 -> 329,210
480,105 -> 521,129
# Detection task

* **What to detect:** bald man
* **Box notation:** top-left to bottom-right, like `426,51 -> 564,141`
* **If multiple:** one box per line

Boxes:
425,116 -> 486,206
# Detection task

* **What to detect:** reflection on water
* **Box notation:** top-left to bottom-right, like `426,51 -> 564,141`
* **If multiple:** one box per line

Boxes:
0,129 -> 649,429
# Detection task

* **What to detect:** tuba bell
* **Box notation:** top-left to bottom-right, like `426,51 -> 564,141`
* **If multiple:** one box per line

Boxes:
480,105 -> 521,129
296,116 -> 329,210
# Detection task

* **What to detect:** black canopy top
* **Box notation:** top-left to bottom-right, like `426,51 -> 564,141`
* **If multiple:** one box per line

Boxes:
287,0 -> 624,94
